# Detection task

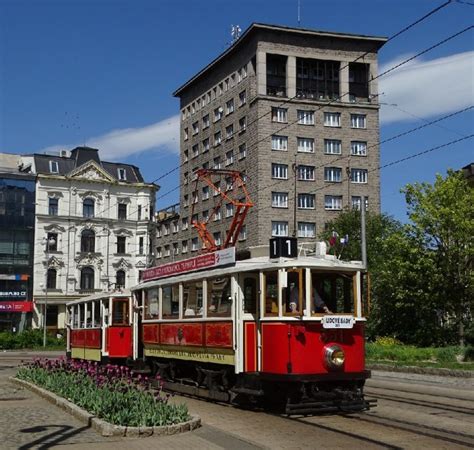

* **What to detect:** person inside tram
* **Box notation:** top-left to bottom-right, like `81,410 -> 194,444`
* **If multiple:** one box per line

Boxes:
287,281 -> 299,313
314,287 -> 333,314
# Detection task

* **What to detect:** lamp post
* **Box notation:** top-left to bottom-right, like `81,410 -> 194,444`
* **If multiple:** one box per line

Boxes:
42,236 -> 56,347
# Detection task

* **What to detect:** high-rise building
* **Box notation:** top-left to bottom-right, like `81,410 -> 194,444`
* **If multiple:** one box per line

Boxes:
155,23 -> 386,261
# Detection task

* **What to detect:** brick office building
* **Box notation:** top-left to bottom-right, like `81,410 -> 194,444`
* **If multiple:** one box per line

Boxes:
155,23 -> 387,261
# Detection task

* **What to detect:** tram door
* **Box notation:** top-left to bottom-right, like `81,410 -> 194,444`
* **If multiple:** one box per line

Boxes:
106,297 -> 133,358
239,273 -> 259,373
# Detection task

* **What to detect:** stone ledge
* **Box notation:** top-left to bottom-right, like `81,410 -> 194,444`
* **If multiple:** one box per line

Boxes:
367,363 -> 473,378
10,377 -> 201,437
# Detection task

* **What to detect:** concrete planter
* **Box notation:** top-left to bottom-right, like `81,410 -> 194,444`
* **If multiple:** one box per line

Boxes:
10,377 -> 201,437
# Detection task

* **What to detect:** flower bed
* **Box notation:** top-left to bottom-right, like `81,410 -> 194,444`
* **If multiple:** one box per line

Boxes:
16,358 -> 190,428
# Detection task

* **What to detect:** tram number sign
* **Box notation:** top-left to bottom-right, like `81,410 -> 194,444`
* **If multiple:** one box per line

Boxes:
270,237 -> 298,258
322,315 -> 355,329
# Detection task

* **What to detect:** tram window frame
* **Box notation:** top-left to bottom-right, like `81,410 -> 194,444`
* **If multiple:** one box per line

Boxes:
162,285 -> 179,319
243,274 -> 258,314
283,269 -> 305,316
92,300 -> 100,327
144,288 -> 160,320
310,271 -> 355,315
182,280 -> 204,318
72,306 -> 79,329
263,271 -> 279,317
111,298 -> 130,326
207,276 -> 232,318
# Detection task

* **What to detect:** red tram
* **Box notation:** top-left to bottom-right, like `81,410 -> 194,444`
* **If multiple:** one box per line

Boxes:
67,241 -> 373,414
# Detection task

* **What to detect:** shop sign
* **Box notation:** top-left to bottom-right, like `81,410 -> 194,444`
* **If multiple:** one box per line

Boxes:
0,301 -> 33,312
0,291 -> 27,300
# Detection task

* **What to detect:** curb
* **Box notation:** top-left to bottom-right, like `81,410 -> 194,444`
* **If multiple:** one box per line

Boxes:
10,377 -> 201,437
367,363 -> 473,378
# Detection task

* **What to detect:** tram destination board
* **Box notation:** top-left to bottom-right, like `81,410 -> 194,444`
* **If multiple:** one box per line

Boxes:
270,237 -> 298,258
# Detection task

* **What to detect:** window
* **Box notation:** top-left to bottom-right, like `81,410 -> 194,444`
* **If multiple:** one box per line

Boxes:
117,168 -> 127,181
225,150 -> 234,166
214,107 -> 223,122
238,143 -> 247,160
202,114 -> 210,129
297,110 -> 314,125
173,243 -> 179,255
192,190 -> 198,204
272,192 -> 288,208
272,107 -> 287,123
202,138 -> 210,152
184,149 -> 189,162
182,240 -> 188,253
214,131 -> 222,146
239,116 -> 246,132
238,225 -> 247,241
117,236 -> 126,254
242,64 -> 247,78
172,221 -> 179,233
139,236 -> 144,255
351,141 -> 367,156
297,137 -> 314,153
191,103 -> 195,114
192,144 -> 199,158
80,229 -> 95,253
324,112 -> 341,127
324,139 -> 342,155
138,205 -> 142,220
202,185 -> 209,200
191,237 -> 199,251
183,194 -> 189,207
272,163 -> 288,179
184,128 -> 189,140
118,203 -> 127,220
298,222 -> 315,238
47,233 -> 58,252
116,270 -> 126,288
202,210 -> 209,221
208,277 -> 232,317
182,217 -> 188,230
352,196 -> 369,211
272,221 -> 288,236
192,121 -> 199,135
49,160 -> 59,173
226,203 -> 234,217
48,198 -> 58,216
83,198 -> 95,218
183,281 -> 203,318
213,156 -> 221,170
213,232 -> 221,246
351,114 -> 366,129
156,247 -> 162,259
271,135 -> 288,151
144,288 -> 159,319
351,168 -> 368,183
324,167 -> 342,182
226,99 -> 234,115
162,285 -> 179,319
214,207 -> 221,221
164,245 -> 170,257
298,165 -> 315,181
46,268 -> 57,289
264,271 -> 279,316
164,223 -> 170,235
226,124 -> 234,139
239,90 -> 246,106
298,193 -> 315,209
325,195 -> 343,210
267,54 -> 287,96
80,267 -> 94,290
225,177 -> 233,191
224,78 -> 229,91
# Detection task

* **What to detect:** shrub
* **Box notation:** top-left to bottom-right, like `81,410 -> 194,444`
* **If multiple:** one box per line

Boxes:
374,336 -> 403,346
0,329 -> 65,350
463,346 -> 474,362
16,358 -> 189,427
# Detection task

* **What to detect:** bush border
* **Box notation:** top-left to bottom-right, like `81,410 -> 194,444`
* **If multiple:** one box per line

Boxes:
10,377 -> 201,437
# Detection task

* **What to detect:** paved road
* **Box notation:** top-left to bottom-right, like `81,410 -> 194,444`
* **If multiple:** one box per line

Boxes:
0,351 -> 472,449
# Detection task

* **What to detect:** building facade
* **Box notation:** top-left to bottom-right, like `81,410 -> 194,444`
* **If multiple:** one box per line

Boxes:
155,23 -> 386,261
0,153 -> 36,332
20,147 -> 157,331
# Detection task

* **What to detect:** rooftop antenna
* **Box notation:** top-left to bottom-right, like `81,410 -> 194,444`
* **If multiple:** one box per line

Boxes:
297,0 -> 301,26
231,25 -> 242,43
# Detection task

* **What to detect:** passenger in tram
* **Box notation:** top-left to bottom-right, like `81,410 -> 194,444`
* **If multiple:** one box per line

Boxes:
287,281 -> 299,313
313,287 -> 333,314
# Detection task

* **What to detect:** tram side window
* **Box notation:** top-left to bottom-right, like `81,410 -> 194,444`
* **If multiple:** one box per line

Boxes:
264,271 -> 278,316
72,306 -> 79,328
112,299 -> 129,325
92,300 -> 100,327
243,274 -> 258,314
79,303 -> 86,328
311,272 -> 354,314
283,270 -> 305,315
162,285 -> 179,319
208,277 -> 231,317
183,281 -> 204,318
144,288 -> 159,319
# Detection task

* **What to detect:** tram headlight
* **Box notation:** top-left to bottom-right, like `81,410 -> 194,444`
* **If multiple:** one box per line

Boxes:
324,344 -> 345,370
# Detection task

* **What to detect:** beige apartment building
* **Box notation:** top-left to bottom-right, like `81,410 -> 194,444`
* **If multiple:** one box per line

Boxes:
155,23 -> 387,261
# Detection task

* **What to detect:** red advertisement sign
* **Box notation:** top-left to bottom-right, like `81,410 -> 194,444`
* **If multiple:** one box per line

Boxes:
142,247 -> 235,282
0,301 -> 33,313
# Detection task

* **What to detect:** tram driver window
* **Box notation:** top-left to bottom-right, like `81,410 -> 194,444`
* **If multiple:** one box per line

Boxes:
144,288 -> 159,319
264,271 -> 278,316
208,277 -> 232,317
311,272 -> 355,315
283,270 -> 304,315
162,285 -> 179,319
112,299 -> 129,325
183,281 -> 203,318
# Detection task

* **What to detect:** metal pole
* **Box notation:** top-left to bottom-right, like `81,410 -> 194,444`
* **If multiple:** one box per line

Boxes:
361,196 -> 367,269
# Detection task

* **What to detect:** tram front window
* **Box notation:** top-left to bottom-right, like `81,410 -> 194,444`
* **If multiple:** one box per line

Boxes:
162,285 -> 179,319
183,281 -> 203,318
283,270 -> 304,315
208,277 -> 231,317
311,272 -> 355,315
243,274 -> 258,314
144,288 -> 159,319
112,299 -> 129,325
264,271 -> 278,316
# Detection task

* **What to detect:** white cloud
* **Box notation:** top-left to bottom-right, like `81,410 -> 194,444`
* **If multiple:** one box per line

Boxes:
379,51 -> 474,124
39,114 -> 180,160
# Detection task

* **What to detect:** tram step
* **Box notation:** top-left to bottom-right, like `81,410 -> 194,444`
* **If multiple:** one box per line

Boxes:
163,380 -> 230,403
231,387 -> 265,397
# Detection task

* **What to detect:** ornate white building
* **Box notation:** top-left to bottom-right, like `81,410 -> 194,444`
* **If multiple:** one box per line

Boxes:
20,147 -> 157,331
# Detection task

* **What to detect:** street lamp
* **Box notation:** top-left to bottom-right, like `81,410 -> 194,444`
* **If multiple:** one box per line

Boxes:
42,236 -> 56,347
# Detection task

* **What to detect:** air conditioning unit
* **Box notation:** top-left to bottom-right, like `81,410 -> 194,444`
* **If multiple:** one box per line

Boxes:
60,150 -> 69,158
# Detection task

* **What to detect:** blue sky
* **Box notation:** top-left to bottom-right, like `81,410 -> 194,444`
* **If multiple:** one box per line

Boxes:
1,0 -> 473,222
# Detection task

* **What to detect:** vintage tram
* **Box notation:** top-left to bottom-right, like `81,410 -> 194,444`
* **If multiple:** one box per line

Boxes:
66,239 -> 373,414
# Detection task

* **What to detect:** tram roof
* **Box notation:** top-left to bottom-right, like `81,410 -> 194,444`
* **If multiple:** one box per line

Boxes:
132,255 -> 364,291
66,289 -> 132,306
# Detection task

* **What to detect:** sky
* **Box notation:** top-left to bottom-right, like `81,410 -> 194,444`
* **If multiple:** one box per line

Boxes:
1,0 -> 473,222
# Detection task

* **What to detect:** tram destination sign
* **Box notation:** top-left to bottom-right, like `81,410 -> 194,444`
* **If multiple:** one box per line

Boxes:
142,247 -> 236,282
322,315 -> 355,329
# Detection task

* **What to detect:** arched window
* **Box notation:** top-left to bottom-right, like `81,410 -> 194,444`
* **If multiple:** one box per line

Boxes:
80,267 -> 94,290
46,268 -> 56,289
116,270 -> 126,288
83,198 -> 95,218
81,229 -> 95,253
